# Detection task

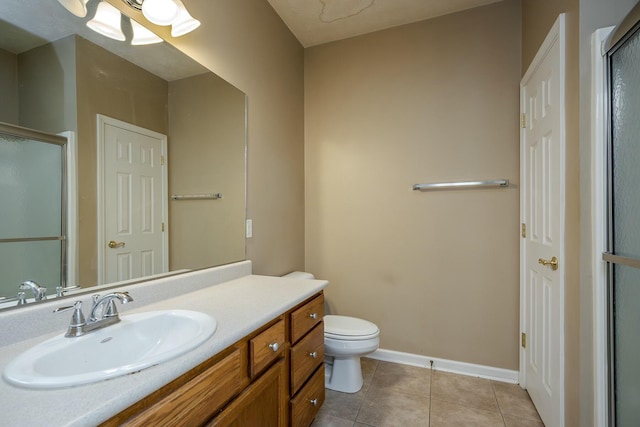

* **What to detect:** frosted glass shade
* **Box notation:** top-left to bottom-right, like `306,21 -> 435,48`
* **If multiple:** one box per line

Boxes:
171,1 -> 200,37
57,0 -> 88,18
142,0 -> 179,26
87,2 -> 125,41
131,20 -> 163,45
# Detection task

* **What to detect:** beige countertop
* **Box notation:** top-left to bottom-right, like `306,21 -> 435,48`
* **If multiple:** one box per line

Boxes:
0,273 -> 328,426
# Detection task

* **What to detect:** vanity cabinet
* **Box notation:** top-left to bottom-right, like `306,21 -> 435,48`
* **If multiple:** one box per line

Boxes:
289,294 -> 325,427
100,291 -> 324,427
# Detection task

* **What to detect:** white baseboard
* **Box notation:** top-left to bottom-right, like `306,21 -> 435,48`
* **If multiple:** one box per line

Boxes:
367,348 -> 519,384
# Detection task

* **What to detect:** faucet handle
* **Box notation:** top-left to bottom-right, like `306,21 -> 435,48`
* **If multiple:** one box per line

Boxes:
55,301 -> 86,337
16,291 -> 27,306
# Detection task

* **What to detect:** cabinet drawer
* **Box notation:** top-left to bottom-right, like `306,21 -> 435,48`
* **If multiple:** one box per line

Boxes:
249,319 -> 285,378
290,365 -> 325,427
290,322 -> 324,394
290,294 -> 324,344
123,348 -> 242,427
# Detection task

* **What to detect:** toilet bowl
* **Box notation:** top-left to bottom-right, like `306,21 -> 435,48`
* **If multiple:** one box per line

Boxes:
283,271 -> 380,393
324,314 -> 379,393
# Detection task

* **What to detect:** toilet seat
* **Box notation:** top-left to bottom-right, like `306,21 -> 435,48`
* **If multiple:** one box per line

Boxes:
324,315 -> 379,341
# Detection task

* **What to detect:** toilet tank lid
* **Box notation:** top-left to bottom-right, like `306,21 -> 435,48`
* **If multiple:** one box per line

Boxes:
324,315 -> 379,337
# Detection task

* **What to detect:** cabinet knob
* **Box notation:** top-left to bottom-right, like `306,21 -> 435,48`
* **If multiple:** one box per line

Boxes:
309,351 -> 318,359
268,342 -> 279,352
309,313 -> 318,320
309,398 -> 318,406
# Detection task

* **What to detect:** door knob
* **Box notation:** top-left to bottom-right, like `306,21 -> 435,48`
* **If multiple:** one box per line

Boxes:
538,256 -> 559,271
108,240 -> 125,249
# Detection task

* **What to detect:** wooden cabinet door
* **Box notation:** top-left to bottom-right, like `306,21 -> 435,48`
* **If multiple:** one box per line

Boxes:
209,359 -> 287,427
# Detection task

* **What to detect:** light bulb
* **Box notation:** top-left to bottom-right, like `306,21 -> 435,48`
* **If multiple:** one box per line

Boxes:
142,0 -> 180,26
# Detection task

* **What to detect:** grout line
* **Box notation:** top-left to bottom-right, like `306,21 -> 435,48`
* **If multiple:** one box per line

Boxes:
353,359 -> 379,425
490,380 -> 507,426
429,360 -> 433,426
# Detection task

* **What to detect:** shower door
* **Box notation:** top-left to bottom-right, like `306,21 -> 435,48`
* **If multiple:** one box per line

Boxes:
0,124 -> 67,300
604,8 -> 640,425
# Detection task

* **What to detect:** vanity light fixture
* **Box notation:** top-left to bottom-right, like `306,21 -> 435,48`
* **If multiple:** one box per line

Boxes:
86,1 -> 126,41
131,19 -> 163,45
124,0 -> 200,35
170,0 -> 201,37
141,0 -> 179,25
58,0 -> 200,43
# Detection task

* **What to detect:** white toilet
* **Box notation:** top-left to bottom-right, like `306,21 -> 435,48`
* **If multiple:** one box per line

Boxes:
324,314 -> 379,393
283,271 -> 380,394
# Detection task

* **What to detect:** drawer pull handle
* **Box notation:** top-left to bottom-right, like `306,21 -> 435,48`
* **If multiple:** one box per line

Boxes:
309,313 -> 318,320
309,351 -> 318,359
310,398 -> 318,406
268,342 -> 279,352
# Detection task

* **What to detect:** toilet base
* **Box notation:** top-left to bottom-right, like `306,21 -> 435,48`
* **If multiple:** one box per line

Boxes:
325,356 -> 364,393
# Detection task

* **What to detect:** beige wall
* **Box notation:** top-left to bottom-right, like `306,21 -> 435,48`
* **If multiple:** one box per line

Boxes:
0,48 -> 19,124
168,73 -> 246,270
305,0 -> 521,370
75,36 -> 168,285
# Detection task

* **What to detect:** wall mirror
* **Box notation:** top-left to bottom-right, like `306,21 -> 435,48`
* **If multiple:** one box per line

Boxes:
0,0 -> 247,310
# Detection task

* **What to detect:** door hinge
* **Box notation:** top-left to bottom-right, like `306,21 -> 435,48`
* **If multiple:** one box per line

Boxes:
162,222 -> 165,232
521,223 -> 526,238
161,155 -> 165,166
521,332 -> 527,348
520,113 -> 527,129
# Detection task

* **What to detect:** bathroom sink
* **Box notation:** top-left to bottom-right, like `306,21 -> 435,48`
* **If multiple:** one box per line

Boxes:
3,310 -> 216,389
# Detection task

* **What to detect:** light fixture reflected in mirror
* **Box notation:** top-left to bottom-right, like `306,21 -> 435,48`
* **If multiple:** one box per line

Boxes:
131,19 -> 163,45
86,1 -> 126,41
57,0 -> 89,18
171,0 -> 200,37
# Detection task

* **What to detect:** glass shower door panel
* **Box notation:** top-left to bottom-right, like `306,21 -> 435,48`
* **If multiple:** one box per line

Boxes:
612,265 -> 640,425
0,241 -> 62,298
0,134 -> 63,239
610,26 -> 640,426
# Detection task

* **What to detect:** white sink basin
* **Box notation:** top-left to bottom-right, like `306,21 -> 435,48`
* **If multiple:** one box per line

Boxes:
3,310 -> 216,389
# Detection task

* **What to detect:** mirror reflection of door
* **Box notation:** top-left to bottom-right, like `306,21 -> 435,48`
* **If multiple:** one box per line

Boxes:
97,115 -> 168,285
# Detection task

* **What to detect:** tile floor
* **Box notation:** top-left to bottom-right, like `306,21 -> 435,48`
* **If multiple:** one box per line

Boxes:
311,358 -> 544,427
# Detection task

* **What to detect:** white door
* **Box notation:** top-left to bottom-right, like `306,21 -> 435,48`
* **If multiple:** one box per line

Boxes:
520,15 -> 565,427
97,115 -> 168,284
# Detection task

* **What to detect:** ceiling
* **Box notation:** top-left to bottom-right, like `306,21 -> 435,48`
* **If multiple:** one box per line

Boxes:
267,0 -> 504,47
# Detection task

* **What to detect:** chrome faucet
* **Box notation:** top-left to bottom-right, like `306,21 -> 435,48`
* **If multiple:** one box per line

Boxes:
54,292 -> 134,337
20,280 -> 47,301
89,292 -> 134,322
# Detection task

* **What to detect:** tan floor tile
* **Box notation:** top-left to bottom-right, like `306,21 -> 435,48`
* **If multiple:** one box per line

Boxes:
361,357 -> 379,387
503,414 -> 545,427
492,382 -> 542,421
311,412 -> 356,427
430,399 -> 505,427
357,387 -> 430,427
431,371 -> 499,413
370,360 -> 431,398
318,389 -> 366,421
